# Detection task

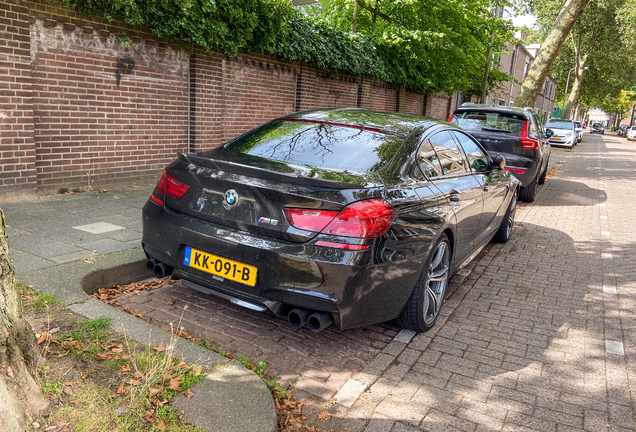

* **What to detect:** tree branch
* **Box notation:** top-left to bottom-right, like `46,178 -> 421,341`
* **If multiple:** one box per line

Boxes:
356,0 -> 392,22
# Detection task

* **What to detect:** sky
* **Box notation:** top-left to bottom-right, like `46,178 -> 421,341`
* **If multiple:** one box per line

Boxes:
510,13 -> 537,29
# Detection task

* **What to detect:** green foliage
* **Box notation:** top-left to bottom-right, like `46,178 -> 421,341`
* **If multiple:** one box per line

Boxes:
72,316 -> 112,342
62,0 -> 514,93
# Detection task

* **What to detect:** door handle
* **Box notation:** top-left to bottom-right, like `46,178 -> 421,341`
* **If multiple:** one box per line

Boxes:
449,192 -> 460,202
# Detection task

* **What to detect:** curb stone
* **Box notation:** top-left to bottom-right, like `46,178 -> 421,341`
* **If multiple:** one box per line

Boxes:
17,247 -> 277,432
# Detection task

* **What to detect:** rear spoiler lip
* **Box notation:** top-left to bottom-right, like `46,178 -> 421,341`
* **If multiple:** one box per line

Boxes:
177,153 -> 384,190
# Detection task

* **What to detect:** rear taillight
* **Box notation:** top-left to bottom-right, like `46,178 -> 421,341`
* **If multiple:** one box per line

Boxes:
448,114 -> 455,123
284,209 -> 339,232
504,167 -> 526,174
155,170 -> 190,199
284,198 -> 395,241
520,121 -> 540,149
324,198 -> 395,238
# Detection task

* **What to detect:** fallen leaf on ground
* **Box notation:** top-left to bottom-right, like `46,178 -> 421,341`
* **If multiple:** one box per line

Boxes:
118,364 -> 131,374
169,378 -> 182,391
165,300 -> 176,305
193,365 -> 202,376
65,381 -> 75,386
122,354 -> 131,360
183,389 -> 194,398
175,361 -> 188,369
126,379 -> 141,386
133,371 -> 144,378
111,347 -> 124,353
38,331 -> 51,345
95,354 -> 111,360
116,385 -> 131,396
318,411 -> 333,422
148,387 -> 162,397
153,344 -> 166,352
80,373 -> 87,380
155,420 -> 166,430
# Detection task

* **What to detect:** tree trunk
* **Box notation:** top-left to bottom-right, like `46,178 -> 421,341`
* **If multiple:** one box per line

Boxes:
513,0 -> 590,108
562,57 -> 587,119
0,207 -> 49,431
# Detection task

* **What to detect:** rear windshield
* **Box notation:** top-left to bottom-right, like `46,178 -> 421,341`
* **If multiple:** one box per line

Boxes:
547,120 -> 574,130
224,120 -> 405,174
592,123 -> 604,127
574,122 -> 582,128
451,111 -> 525,135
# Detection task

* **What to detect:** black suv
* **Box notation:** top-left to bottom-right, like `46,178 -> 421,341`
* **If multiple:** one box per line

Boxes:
450,104 -> 550,202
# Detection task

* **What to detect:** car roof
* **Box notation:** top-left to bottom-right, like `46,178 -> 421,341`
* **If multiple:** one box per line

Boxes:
453,103 -> 537,117
279,108 -> 442,137
547,118 -> 573,123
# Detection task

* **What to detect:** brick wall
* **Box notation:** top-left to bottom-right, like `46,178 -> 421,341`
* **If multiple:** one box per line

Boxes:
0,0 -> 37,201
29,4 -> 190,194
221,54 -> 296,142
425,92 -> 452,121
296,64 -> 358,111
0,0 -> 460,201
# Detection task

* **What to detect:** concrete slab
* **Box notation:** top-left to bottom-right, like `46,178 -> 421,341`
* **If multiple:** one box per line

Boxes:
12,253 -> 57,273
172,361 -> 277,432
73,221 -> 125,234
76,239 -> 132,254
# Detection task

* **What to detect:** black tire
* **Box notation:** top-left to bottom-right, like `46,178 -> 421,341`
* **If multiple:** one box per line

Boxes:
537,164 -> 548,185
493,189 -> 517,243
519,177 -> 538,202
396,234 -> 451,333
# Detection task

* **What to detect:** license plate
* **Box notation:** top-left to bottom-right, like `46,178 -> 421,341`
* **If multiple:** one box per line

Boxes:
552,138 -> 561,141
183,246 -> 258,287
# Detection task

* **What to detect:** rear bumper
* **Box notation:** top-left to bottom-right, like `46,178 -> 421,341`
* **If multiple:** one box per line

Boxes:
142,200 -> 421,329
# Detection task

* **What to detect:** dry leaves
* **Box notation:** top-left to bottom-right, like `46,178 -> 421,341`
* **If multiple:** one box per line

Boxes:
169,378 -> 182,391
153,344 -> 167,352
90,278 -> 175,307
95,354 -> 111,361
165,300 -> 176,305
148,387 -> 162,397
317,411 -> 333,422
183,389 -> 194,399
38,331 -> 51,345
155,420 -> 166,430
118,365 -> 131,374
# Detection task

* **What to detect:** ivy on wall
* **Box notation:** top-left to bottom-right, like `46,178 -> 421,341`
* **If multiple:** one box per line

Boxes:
62,0 -> 509,94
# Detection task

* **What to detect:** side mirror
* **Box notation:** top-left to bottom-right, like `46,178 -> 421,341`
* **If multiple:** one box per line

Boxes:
492,153 -> 506,170
545,128 -> 554,138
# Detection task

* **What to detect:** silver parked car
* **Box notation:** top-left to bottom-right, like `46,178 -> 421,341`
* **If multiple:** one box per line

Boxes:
628,126 -> 636,141
574,121 -> 583,143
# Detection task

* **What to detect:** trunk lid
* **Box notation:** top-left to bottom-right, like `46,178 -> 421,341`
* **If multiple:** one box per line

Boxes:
164,149 -> 384,243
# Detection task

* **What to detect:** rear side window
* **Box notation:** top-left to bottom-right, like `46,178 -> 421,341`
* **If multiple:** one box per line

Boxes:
224,120 -> 405,174
429,131 -> 468,176
452,111 -> 525,135
416,140 -> 443,178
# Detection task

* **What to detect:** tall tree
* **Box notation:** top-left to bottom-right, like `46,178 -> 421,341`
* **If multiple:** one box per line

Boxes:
513,0 -> 590,107
0,208 -> 49,430
312,0 -> 514,94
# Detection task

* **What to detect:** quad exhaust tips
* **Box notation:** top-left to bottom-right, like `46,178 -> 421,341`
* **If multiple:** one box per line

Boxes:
288,309 -> 334,333
307,312 -> 334,333
288,308 -> 311,329
145,258 -> 174,279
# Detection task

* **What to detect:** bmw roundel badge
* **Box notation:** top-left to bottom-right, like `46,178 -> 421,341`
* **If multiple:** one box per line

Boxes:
223,189 -> 238,210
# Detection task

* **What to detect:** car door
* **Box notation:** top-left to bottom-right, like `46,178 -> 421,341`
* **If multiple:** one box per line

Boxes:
414,130 -> 484,263
452,130 -> 508,247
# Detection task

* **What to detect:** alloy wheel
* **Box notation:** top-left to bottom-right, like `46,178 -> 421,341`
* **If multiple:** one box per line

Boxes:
506,193 -> 517,238
422,241 -> 450,325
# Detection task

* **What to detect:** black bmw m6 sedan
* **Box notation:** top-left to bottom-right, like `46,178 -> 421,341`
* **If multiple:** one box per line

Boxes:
142,108 -> 519,333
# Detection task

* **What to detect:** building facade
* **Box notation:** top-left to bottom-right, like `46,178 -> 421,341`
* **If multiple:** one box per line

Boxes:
485,41 -> 557,125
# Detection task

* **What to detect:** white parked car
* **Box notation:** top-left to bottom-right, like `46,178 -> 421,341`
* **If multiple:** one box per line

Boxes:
628,126 -> 636,141
545,119 -> 577,148
574,121 -> 583,142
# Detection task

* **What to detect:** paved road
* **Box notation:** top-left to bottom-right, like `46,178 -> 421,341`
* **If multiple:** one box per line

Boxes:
5,132 -> 635,431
